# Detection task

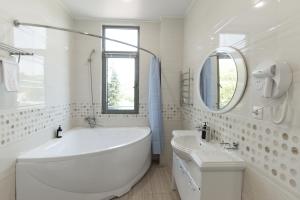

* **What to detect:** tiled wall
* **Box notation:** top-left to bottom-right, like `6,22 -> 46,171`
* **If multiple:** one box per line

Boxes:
183,0 -> 300,199
0,105 -> 71,148
70,103 -> 181,122
182,105 -> 299,196
0,102 -> 181,147
0,1 -> 73,199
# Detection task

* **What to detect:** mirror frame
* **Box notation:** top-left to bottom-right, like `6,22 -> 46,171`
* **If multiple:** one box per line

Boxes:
197,47 -> 247,113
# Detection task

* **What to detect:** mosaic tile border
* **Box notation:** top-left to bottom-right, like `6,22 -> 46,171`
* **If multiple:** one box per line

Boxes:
0,102 -> 181,148
182,104 -> 300,196
70,103 -> 182,121
0,104 -> 71,147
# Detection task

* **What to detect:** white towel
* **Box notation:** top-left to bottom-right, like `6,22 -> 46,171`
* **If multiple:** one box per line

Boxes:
0,59 -> 19,92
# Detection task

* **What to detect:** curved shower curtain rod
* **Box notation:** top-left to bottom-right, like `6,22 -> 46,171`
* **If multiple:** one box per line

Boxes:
13,20 -> 157,58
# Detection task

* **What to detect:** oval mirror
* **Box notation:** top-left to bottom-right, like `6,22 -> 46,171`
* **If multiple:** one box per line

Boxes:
198,47 -> 247,113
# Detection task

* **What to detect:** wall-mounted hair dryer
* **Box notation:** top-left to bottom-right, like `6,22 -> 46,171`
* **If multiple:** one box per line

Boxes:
252,64 -> 276,98
252,61 -> 292,98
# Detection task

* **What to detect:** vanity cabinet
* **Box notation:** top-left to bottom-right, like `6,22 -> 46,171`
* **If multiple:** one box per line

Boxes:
173,153 -> 243,200
172,153 -> 201,200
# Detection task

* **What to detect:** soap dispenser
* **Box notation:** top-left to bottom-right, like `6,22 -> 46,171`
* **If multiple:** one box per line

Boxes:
56,125 -> 63,138
201,122 -> 208,140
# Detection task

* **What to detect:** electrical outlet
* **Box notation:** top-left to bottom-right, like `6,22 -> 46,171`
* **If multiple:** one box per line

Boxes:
252,106 -> 263,120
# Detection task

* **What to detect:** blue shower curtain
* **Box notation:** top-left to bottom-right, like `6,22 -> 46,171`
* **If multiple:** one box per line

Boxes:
148,56 -> 164,155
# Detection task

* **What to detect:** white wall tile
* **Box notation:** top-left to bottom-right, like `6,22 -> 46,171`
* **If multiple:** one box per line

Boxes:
183,0 -> 300,199
0,1 -> 73,199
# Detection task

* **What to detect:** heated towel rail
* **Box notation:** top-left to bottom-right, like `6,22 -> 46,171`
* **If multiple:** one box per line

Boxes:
180,68 -> 193,106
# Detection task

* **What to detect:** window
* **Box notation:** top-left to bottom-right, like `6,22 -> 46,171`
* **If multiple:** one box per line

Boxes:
102,25 -> 139,114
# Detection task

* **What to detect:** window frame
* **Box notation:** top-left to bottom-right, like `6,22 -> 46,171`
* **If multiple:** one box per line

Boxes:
102,25 -> 140,114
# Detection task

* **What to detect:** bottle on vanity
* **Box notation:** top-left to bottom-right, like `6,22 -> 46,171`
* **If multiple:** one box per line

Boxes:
56,125 -> 63,138
201,122 -> 210,142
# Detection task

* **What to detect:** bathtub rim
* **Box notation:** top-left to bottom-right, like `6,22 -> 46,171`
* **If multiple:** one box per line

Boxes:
17,126 -> 151,163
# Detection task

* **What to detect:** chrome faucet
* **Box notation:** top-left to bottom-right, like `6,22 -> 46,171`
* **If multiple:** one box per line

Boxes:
220,142 -> 231,147
221,142 -> 239,150
85,116 -> 96,128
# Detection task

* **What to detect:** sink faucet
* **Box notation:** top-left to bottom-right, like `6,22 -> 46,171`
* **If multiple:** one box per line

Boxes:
220,142 -> 231,147
221,142 -> 239,150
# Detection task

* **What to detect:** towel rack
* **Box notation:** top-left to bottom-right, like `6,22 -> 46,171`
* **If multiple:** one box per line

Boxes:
180,68 -> 193,106
0,42 -> 34,62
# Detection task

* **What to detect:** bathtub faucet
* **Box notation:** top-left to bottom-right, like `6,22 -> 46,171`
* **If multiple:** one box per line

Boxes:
85,116 -> 97,128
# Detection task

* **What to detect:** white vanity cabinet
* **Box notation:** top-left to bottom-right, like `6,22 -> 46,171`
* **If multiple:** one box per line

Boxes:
173,152 -> 244,200
171,131 -> 245,200
173,153 -> 201,200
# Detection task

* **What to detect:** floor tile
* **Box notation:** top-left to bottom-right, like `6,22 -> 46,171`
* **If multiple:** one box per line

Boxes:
114,164 -> 180,200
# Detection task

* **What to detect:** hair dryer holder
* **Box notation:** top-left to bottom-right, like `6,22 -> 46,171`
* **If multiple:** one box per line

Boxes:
252,61 -> 292,98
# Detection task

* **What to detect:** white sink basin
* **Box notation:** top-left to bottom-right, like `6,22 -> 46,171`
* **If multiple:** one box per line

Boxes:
171,135 -> 202,160
171,130 -> 245,170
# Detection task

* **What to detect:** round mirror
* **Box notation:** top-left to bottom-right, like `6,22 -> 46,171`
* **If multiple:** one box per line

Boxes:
198,47 -> 247,113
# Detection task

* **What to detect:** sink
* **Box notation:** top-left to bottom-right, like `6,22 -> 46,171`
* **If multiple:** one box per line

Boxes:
171,135 -> 202,160
171,130 -> 245,170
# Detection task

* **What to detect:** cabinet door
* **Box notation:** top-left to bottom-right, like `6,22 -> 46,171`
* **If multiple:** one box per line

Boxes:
173,153 -> 201,200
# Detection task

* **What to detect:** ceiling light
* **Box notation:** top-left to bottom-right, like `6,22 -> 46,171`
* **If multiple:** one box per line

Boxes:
254,1 -> 266,8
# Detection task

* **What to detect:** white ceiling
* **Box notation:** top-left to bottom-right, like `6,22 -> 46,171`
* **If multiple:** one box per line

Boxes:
60,0 -> 192,21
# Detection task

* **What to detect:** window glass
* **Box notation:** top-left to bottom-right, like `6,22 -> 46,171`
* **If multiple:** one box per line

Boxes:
107,57 -> 135,110
104,28 -> 138,52
102,26 -> 139,114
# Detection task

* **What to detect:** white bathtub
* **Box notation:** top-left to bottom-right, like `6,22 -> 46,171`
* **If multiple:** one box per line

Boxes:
16,127 -> 151,200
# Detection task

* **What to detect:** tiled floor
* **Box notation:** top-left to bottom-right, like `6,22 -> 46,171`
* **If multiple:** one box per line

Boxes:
114,164 -> 181,200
